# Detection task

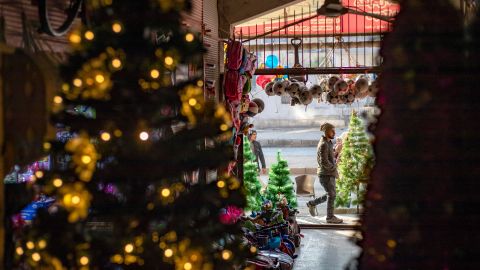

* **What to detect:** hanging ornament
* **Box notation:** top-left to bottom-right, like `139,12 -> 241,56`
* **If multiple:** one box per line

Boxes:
290,96 -> 301,106
256,75 -> 275,89
328,76 -> 340,91
246,101 -> 259,117
309,84 -> 322,99
252,98 -> 265,113
355,77 -> 369,96
286,81 -> 302,98
368,80 -> 379,97
347,93 -> 356,103
299,90 -> 313,105
264,81 -> 275,96
273,80 -> 289,96
334,79 -> 349,96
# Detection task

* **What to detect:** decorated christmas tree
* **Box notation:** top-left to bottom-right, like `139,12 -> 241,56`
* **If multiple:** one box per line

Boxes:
265,151 -> 297,207
7,1 -> 251,269
357,0 -> 480,269
243,137 -> 263,212
336,111 -> 374,208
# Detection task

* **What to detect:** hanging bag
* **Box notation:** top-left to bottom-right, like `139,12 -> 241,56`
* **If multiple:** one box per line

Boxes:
226,40 -> 244,70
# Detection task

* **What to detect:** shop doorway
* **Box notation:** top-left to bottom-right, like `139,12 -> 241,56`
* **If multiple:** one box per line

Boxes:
232,1 -> 398,268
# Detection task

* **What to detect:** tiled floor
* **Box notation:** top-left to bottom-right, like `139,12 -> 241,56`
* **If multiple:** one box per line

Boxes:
293,229 -> 361,270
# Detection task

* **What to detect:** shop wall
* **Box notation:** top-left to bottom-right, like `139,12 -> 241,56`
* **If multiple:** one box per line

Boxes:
203,0 -> 221,101
2,0 -> 77,52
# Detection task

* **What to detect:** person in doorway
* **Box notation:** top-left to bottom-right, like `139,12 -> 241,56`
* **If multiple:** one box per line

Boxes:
306,123 -> 343,224
248,130 -> 267,174
334,132 -> 348,165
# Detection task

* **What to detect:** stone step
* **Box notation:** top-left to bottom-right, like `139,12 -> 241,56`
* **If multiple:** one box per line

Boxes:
261,168 -> 317,175
258,139 -> 318,147
253,118 -> 346,129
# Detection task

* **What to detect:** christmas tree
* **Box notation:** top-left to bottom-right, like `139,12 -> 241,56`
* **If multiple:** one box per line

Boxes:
243,137 -> 263,212
357,0 -> 480,269
336,111 -> 374,208
8,1 -> 251,269
265,151 -> 297,207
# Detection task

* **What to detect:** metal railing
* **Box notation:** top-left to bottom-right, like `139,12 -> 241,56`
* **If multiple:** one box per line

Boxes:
233,0 -> 399,75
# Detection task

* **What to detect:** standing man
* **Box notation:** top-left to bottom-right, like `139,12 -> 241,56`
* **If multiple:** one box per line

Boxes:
306,123 -> 343,224
248,130 -> 267,174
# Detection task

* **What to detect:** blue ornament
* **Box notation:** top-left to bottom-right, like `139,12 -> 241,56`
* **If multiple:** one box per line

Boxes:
265,55 -> 279,68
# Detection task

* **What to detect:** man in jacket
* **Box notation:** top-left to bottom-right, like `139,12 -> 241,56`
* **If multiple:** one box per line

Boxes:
248,130 -> 267,174
306,123 -> 343,224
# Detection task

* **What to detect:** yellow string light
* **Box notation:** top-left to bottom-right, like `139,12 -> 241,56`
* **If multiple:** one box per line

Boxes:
220,124 -> 229,131
188,98 -> 197,106
62,83 -> 70,92
73,78 -> 83,87
43,142 -> 52,150
139,132 -> 149,141
26,241 -> 35,250
86,78 -> 95,86
81,155 -> 92,164
221,250 -> 232,260
111,254 -> 123,264
164,248 -> 173,257
114,129 -> 123,137
250,246 -> 257,253
101,132 -> 111,141
150,69 -> 160,79
79,256 -> 89,265
185,33 -> 194,42
387,239 -> 397,248
38,240 -> 47,249
31,252 -> 41,262
147,203 -> 154,210
53,178 -> 63,188
184,262 -> 192,270
164,56 -> 174,66
217,181 -> 225,188
16,247 -> 24,255
71,196 -> 81,205
112,22 -> 122,33
161,188 -> 171,197
34,171 -> 44,179
111,58 -> 122,69
69,33 -> 81,43
84,31 -> 95,40
196,80 -> 204,87
125,243 -> 134,253
95,74 -> 105,83
53,96 -> 63,104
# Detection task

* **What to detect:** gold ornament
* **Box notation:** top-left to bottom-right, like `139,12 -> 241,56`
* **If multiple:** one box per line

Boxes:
180,85 -> 204,125
59,182 -> 92,222
65,133 -> 99,182
64,49 -> 125,100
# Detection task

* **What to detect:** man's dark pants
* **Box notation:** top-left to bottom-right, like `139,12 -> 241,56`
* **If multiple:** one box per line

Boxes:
309,175 -> 336,218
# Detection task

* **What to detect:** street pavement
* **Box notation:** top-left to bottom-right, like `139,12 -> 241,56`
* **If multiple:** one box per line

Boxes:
293,229 -> 361,270
256,127 -> 348,147
263,147 -> 317,169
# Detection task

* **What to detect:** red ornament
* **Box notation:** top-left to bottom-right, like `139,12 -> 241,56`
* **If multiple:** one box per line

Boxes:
256,75 -> 275,89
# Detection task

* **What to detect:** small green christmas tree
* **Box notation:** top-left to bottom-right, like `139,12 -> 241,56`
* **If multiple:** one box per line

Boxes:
243,137 -> 263,212
265,151 -> 297,207
336,111 -> 374,208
